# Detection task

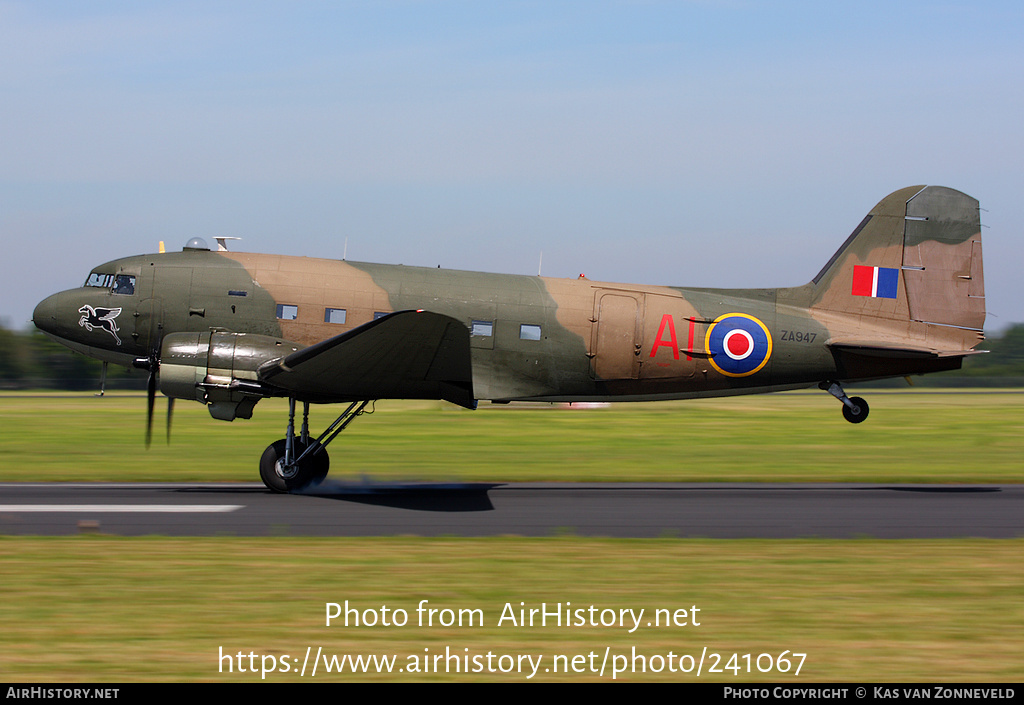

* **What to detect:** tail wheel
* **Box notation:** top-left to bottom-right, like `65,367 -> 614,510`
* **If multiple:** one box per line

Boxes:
842,396 -> 869,424
259,439 -> 330,493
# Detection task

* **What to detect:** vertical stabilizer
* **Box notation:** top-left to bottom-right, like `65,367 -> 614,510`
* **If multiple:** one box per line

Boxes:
811,185 -> 984,332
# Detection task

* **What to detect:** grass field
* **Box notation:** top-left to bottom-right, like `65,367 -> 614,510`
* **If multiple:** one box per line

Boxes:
1,390 -> 1022,483
1,391 -> 1021,682
1,537 -> 1022,682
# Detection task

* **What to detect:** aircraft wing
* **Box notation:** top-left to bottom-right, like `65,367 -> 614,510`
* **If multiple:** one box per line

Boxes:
258,310 -> 475,408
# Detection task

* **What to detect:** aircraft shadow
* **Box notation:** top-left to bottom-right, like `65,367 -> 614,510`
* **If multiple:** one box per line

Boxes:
171,481 -> 502,511
300,481 -> 502,512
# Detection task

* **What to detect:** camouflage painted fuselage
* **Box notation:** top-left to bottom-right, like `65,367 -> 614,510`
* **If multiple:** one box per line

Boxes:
34,186 -> 985,412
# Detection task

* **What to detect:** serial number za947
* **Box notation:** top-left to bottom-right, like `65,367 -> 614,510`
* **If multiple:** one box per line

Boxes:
780,330 -> 817,343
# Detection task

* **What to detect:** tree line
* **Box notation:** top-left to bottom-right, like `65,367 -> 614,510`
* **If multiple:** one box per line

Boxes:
0,327 -> 144,390
2,323 -> 1023,391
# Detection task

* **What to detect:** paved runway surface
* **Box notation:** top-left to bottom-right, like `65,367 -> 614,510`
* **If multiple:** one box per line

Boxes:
1,482 -> 1021,537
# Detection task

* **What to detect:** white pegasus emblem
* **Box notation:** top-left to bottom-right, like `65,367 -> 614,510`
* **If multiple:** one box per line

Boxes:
78,305 -> 122,346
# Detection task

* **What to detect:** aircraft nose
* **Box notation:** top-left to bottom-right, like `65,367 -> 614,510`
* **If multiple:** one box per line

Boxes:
33,293 -> 61,335
33,289 -> 85,340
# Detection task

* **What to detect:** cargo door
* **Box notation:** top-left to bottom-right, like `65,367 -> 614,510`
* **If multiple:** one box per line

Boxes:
591,290 -> 642,379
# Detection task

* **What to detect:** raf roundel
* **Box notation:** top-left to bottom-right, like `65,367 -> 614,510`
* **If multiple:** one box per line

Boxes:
705,313 -> 773,377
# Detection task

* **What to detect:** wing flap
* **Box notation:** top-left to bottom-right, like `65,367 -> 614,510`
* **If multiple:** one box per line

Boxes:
260,310 -> 475,407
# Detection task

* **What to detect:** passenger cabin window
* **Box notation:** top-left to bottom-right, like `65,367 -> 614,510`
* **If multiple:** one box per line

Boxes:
325,308 -> 347,324
471,320 -> 493,337
112,275 -> 135,295
520,324 -> 542,341
276,304 -> 298,320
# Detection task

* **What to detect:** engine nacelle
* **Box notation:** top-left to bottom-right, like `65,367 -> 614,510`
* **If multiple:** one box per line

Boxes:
159,331 -> 301,420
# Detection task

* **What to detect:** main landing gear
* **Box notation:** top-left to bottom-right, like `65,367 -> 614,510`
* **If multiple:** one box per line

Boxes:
820,381 -> 869,424
259,398 -> 371,493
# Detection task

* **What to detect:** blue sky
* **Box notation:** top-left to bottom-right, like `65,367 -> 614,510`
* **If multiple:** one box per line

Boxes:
3,1 -> 1021,331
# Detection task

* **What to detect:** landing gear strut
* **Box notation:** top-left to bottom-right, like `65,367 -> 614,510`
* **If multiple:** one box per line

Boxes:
820,381 -> 869,424
260,398 -> 371,493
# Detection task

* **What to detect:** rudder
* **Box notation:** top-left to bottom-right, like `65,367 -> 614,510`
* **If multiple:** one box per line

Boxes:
901,186 -> 984,330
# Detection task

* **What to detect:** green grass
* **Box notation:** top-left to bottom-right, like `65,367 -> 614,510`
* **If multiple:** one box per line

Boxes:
1,537 -> 1022,682
1,391 -> 1021,483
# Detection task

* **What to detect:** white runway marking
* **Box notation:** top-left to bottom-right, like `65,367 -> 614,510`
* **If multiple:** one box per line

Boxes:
0,505 -> 243,513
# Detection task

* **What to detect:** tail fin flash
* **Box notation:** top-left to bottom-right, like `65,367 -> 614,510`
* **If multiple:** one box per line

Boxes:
812,185 -> 984,331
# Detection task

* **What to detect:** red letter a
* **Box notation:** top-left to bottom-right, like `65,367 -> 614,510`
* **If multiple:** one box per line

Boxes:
649,314 -> 679,360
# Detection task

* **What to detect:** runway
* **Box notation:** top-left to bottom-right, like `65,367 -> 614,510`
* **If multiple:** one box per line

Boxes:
1,482 -> 1021,538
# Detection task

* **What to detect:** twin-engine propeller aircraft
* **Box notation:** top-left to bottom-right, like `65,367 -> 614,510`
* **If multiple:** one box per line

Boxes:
34,185 -> 986,492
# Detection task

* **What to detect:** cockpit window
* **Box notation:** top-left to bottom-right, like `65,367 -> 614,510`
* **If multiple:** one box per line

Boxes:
112,275 -> 135,295
85,272 -> 136,295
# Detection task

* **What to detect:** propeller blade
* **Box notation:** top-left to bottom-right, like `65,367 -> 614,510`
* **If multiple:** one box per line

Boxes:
166,397 -> 175,444
146,364 -> 156,448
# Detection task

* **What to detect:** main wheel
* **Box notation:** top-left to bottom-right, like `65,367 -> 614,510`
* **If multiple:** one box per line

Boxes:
259,439 -> 331,493
842,396 -> 869,424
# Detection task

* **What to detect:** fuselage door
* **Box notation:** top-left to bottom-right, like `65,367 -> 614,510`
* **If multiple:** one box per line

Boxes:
126,264 -> 156,353
591,290 -> 643,379
136,262 -> 192,352
135,298 -> 163,353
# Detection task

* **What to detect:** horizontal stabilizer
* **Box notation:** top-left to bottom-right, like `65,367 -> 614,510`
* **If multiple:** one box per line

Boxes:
259,310 -> 475,407
827,340 -> 987,359
826,339 -> 985,380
